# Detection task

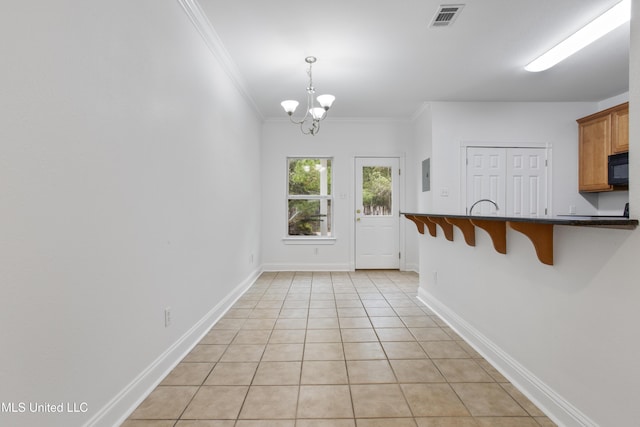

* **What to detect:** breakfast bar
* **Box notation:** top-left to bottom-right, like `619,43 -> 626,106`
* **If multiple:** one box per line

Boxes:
403,212 -> 638,265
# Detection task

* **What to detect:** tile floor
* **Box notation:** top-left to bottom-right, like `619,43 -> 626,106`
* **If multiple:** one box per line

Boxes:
123,271 -> 556,427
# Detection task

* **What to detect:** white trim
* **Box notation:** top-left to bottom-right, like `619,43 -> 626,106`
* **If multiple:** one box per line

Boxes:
176,0 -> 262,119
85,268 -> 263,427
282,237 -> 336,245
403,262 -> 419,273
460,141 -> 551,149
460,142 -> 553,215
399,155 -> 407,271
262,263 -> 351,272
410,102 -> 431,122
417,287 -> 598,427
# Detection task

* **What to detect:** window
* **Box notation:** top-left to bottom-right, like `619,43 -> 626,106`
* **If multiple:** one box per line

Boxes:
287,157 -> 333,238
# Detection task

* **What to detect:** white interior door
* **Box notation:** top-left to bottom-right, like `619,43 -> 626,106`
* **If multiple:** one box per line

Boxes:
355,157 -> 400,269
466,147 -> 505,215
466,146 -> 548,217
506,148 -> 547,216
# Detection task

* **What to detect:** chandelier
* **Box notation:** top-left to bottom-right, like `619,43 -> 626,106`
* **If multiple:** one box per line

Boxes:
281,56 -> 335,136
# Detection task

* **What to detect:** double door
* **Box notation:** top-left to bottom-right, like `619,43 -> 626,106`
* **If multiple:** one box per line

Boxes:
466,147 -> 548,217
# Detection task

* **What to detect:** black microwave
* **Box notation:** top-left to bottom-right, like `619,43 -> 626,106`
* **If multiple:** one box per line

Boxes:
608,152 -> 629,186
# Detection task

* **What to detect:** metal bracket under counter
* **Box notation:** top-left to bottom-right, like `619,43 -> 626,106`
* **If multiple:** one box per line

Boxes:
403,213 -> 638,266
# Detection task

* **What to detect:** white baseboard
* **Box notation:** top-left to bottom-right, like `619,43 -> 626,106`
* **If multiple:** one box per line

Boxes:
85,268 -> 262,427
417,287 -> 597,427
403,262 -> 419,273
262,263 -> 418,272
262,263 -> 352,272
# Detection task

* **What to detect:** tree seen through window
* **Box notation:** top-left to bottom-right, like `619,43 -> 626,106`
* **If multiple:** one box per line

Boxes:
287,158 -> 332,236
362,166 -> 392,216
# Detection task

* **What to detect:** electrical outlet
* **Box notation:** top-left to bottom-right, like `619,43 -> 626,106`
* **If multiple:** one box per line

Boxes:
314,247 -> 319,255
569,205 -> 576,214
433,271 -> 438,285
164,307 -> 171,327
440,188 -> 449,197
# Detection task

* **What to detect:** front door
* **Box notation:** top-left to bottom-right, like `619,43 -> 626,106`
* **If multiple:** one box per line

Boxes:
355,157 -> 400,269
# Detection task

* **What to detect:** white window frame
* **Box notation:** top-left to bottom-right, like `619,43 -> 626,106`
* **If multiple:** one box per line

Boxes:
283,157 -> 335,244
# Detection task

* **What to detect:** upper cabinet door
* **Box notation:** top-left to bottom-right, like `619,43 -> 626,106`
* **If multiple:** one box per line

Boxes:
611,104 -> 629,154
578,114 -> 612,192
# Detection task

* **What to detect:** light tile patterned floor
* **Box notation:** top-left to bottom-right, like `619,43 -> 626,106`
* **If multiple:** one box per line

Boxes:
123,271 -> 556,427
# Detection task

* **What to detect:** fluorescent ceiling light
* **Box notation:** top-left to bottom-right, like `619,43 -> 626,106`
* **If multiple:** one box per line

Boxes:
525,0 -> 630,72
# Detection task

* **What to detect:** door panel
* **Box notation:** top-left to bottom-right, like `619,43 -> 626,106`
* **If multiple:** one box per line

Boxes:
355,157 -> 399,269
506,148 -> 547,216
466,147 -> 547,217
466,147 -> 505,215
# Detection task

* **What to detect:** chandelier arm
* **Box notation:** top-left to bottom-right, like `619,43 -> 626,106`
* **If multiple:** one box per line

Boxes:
288,115 -> 308,125
299,121 -> 312,135
287,89 -> 313,125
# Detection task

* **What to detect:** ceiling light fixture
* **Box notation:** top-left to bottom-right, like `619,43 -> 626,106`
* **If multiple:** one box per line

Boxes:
525,0 -> 631,72
281,56 -> 335,136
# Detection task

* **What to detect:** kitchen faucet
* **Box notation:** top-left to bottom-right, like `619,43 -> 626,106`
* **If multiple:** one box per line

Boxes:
469,199 -> 499,215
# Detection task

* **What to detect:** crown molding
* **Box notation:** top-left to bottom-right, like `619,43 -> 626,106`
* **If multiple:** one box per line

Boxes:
177,0 -> 263,119
410,102 -> 431,122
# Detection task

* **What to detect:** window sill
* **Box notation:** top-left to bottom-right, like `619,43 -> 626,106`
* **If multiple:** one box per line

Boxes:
282,237 -> 336,245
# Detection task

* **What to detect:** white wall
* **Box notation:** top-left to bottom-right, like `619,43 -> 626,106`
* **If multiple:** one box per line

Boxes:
410,104 -> 434,214
261,119 -> 418,271
410,14 -> 640,426
421,99 -> 630,218
418,221 -> 640,427
425,101 -> 603,216
630,0 -> 640,221
0,2 -> 262,426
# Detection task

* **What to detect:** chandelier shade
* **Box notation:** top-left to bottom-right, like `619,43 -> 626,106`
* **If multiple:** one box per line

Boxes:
281,56 -> 335,136
281,100 -> 300,115
316,94 -> 335,109
310,107 -> 326,120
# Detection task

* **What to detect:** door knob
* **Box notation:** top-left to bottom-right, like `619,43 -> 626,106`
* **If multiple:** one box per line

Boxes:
356,209 -> 361,214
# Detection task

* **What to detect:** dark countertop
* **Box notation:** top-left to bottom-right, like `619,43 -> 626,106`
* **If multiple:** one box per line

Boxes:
401,212 -> 638,227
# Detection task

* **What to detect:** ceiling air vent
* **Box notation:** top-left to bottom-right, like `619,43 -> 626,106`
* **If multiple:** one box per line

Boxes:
430,4 -> 465,27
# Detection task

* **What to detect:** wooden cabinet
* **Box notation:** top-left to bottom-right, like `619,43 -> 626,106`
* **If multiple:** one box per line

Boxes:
578,113 -> 611,192
577,102 -> 628,192
612,105 -> 629,153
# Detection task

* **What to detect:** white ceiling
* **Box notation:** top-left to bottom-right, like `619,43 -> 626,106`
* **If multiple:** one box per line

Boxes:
198,0 -> 630,120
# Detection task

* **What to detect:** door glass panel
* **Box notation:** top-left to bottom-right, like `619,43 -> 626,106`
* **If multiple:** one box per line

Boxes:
362,166 -> 392,216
